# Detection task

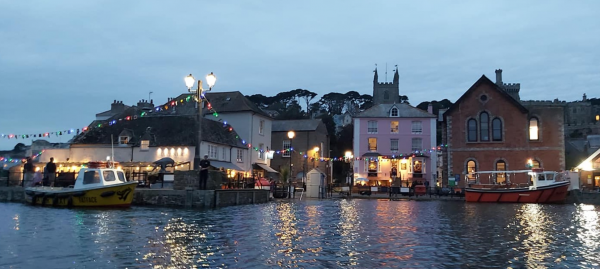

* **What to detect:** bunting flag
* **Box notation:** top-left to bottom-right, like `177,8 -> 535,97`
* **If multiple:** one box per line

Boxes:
0,150 -> 45,163
1,93 -> 450,161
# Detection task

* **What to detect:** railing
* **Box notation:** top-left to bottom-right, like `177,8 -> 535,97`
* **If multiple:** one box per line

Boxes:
1,172 -> 23,187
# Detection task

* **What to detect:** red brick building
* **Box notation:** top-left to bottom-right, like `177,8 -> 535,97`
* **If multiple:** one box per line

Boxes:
442,71 -> 565,186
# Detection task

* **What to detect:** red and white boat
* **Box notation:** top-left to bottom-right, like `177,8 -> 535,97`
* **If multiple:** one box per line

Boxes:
465,168 -> 569,203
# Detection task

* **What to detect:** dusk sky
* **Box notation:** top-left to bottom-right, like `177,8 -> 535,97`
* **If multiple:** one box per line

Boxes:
1,1 -> 599,151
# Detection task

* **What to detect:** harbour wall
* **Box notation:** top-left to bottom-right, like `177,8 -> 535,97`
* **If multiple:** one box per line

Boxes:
0,187 -> 270,209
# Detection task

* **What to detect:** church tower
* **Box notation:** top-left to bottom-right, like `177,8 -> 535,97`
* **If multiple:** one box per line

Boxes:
372,66 -> 400,105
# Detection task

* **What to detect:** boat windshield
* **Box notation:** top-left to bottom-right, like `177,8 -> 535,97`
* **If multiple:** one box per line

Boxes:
117,171 -> 127,182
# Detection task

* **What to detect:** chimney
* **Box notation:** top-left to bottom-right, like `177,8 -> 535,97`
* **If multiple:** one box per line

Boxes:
427,103 -> 433,114
111,100 -> 125,113
495,69 -> 503,85
583,93 -> 587,101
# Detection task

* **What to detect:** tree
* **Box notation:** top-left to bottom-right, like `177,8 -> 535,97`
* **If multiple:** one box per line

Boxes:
246,94 -> 273,108
292,89 -> 317,118
399,95 -> 409,104
319,92 -> 346,115
13,143 -> 26,152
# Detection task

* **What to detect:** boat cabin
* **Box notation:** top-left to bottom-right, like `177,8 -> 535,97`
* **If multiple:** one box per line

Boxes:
73,162 -> 129,189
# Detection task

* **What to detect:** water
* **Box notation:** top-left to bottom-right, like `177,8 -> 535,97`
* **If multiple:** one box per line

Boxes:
0,200 -> 599,269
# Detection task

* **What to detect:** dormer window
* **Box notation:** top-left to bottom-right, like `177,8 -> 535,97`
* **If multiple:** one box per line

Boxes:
390,107 -> 398,117
119,136 -> 129,146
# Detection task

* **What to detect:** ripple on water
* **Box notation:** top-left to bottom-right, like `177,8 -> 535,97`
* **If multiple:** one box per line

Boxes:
0,201 -> 599,268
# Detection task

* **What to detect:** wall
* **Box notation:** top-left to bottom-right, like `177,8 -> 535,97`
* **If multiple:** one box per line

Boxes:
445,81 -> 565,185
206,112 -> 273,170
40,145 -> 195,165
270,129 -> 329,179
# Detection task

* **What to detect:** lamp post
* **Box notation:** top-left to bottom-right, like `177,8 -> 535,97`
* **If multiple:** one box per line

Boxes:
184,72 -> 216,171
345,150 -> 353,190
287,130 -> 295,198
313,146 -> 319,168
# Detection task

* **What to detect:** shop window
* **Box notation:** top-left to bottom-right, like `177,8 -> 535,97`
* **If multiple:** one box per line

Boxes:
367,159 -> 378,177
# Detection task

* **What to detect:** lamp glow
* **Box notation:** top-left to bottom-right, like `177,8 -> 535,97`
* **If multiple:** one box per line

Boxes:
206,72 -> 216,89
185,74 -> 195,89
287,130 -> 295,139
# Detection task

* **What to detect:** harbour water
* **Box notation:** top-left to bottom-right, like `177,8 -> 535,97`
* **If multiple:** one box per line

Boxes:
0,200 -> 599,268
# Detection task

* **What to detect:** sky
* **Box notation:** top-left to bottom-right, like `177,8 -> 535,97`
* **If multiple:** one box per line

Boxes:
1,0 -> 599,151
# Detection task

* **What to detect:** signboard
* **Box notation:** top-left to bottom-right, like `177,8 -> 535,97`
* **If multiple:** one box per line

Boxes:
448,180 -> 456,187
266,151 -> 275,160
454,174 -> 460,182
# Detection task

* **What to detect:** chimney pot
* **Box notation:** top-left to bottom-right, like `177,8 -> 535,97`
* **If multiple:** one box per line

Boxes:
495,69 -> 503,85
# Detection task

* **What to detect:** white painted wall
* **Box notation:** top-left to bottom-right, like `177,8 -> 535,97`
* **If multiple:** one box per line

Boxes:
353,118 -> 360,179
205,112 -> 273,171
40,145 -> 195,165
429,118 -> 437,186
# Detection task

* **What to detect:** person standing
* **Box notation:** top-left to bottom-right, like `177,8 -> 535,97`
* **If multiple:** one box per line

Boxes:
23,157 -> 34,187
199,154 -> 210,190
45,157 -> 57,187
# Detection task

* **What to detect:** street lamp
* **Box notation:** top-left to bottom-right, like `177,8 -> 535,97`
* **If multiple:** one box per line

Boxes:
184,72 -> 216,170
287,130 -> 295,198
313,146 -> 319,168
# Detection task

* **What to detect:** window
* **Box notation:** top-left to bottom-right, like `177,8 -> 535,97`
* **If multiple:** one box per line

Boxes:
140,140 -> 149,151
480,112 -> 489,141
496,160 -> 506,183
119,136 -> 129,145
117,171 -> 126,182
467,119 -> 477,142
411,121 -> 422,134
367,159 -> 379,177
390,121 -> 399,133
480,94 -> 488,102
259,143 -> 264,159
529,118 -> 539,141
259,120 -> 265,135
282,140 -> 291,157
103,171 -> 116,182
492,118 -> 502,141
368,121 -> 378,133
531,160 -> 540,168
411,138 -> 422,152
83,170 -> 100,184
390,139 -> 399,152
222,147 -> 226,160
368,138 -> 377,152
236,149 -> 244,162
467,160 -> 477,180
208,145 -> 217,159
390,107 -> 398,117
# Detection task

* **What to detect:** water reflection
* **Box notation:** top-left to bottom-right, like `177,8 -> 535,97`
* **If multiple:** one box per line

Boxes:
1,201 -> 600,268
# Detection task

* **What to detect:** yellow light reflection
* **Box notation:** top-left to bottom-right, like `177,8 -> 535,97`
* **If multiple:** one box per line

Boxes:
515,204 -> 553,267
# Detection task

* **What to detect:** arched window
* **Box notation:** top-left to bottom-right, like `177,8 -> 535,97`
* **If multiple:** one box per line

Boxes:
390,107 -> 398,117
492,118 -> 502,141
529,118 -> 539,141
495,160 -> 506,184
468,119 -> 477,142
383,90 -> 389,100
480,112 -> 489,141
467,160 -> 477,181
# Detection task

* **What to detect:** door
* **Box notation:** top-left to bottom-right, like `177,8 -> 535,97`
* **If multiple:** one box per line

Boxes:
400,160 -> 409,187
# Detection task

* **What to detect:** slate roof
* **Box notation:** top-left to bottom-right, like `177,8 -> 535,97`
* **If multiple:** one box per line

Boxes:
204,91 -> 272,118
272,119 -> 323,132
445,75 -> 529,116
73,116 -> 245,148
354,103 -> 435,118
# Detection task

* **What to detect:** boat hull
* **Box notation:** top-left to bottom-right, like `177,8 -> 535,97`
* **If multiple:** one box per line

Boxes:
24,182 -> 138,207
465,181 -> 569,203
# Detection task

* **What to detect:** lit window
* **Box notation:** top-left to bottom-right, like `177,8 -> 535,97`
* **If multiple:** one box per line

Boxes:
532,160 -> 540,168
119,136 -> 129,145
368,138 -> 377,152
140,140 -> 149,151
282,140 -> 291,157
480,112 -> 489,141
411,121 -> 422,134
467,119 -> 477,142
529,118 -> 539,141
467,160 -> 477,180
411,138 -> 422,152
496,160 -> 506,183
390,121 -> 399,133
390,107 -> 398,117
390,139 -> 399,152
368,121 -> 378,133
492,118 -> 502,141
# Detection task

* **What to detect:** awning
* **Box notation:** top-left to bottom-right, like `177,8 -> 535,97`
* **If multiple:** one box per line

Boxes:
362,152 -> 381,157
254,163 -> 279,173
210,161 -> 243,171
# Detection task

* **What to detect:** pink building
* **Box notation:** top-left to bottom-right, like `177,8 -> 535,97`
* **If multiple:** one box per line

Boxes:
352,103 -> 437,187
